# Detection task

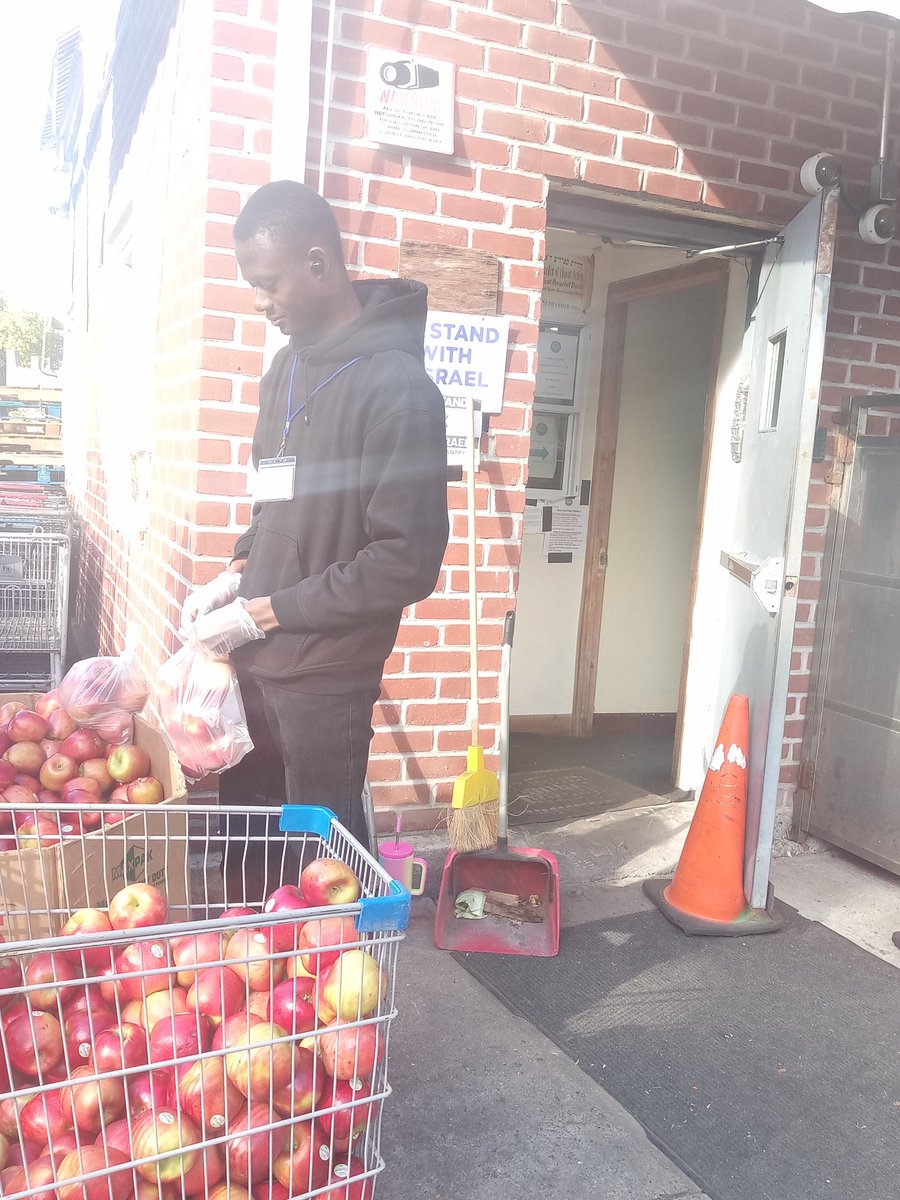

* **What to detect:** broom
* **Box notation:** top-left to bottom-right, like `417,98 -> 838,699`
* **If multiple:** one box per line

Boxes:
448,398 -> 499,853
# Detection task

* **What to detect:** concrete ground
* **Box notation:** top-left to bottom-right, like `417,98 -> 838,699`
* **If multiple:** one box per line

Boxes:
377,800 -> 900,1199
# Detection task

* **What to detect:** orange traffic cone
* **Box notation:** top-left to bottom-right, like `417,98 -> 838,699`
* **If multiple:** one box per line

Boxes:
643,694 -> 781,935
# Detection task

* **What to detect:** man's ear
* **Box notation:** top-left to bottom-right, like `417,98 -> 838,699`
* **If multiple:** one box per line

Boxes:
308,247 -> 327,277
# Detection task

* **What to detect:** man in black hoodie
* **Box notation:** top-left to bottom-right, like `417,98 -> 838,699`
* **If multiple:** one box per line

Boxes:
182,180 -> 449,871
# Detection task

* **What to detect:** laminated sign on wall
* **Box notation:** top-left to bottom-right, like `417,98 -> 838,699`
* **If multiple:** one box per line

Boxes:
425,311 -> 510,469
366,51 -> 455,154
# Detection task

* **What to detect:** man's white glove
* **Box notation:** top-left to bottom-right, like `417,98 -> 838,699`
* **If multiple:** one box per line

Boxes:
189,598 -> 266,655
180,571 -> 241,633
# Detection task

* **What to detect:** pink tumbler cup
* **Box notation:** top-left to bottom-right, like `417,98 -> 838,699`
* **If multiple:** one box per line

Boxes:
378,839 -> 428,896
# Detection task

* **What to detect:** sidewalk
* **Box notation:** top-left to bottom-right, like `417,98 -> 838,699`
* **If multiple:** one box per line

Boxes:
378,801 -> 900,1198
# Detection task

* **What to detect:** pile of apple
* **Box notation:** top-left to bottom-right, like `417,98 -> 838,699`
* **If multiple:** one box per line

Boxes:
0,695 -> 167,848
0,856 -> 384,1200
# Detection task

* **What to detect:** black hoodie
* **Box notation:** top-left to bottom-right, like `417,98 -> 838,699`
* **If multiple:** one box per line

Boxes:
232,278 -> 449,692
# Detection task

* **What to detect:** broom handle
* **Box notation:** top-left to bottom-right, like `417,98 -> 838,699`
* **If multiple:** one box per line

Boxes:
468,396 -> 479,744
498,610 -> 514,842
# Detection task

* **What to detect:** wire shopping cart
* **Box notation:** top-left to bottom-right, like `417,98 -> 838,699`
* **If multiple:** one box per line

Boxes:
0,528 -> 71,689
0,802 -> 409,1200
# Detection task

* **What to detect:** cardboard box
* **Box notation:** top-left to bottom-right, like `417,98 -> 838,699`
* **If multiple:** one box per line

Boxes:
0,694 -> 189,942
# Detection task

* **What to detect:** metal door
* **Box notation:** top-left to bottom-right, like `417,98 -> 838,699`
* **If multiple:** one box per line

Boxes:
711,188 -> 837,908
795,397 -> 900,870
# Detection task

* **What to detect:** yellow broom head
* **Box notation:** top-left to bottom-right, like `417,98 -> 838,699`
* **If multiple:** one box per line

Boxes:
451,745 -> 499,809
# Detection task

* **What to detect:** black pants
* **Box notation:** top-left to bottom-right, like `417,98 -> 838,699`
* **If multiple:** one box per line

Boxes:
219,670 -> 378,862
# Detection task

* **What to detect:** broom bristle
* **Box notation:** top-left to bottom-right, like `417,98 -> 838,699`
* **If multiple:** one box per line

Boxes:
448,799 -> 499,853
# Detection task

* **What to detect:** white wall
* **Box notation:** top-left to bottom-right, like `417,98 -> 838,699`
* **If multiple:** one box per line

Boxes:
512,233 -> 687,716
594,287 -> 717,712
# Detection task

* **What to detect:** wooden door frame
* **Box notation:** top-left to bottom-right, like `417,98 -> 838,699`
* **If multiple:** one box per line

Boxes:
570,257 -> 730,739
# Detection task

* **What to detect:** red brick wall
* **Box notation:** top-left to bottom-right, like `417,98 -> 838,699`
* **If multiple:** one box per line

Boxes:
299,0 -> 900,818
72,0 -> 900,829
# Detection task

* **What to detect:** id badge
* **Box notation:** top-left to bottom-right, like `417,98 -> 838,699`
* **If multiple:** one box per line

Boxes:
253,457 -> 296,502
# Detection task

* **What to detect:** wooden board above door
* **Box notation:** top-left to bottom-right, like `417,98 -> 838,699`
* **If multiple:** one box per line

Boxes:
398,242 -> 499,315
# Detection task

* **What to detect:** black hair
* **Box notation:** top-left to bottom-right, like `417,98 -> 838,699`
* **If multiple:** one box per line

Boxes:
233,180 -> 343,257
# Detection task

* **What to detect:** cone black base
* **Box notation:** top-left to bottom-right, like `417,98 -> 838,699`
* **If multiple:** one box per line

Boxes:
643,877 -> 783,937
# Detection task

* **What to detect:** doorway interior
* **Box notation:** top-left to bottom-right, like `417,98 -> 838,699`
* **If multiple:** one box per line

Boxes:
509,195 -> 768,826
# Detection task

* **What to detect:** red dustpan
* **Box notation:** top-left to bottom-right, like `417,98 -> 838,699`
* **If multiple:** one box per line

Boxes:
434,613 -> 560,956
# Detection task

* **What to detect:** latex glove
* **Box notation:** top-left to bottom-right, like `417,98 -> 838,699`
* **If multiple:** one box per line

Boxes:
190,598 -> 266,655
180,571 -> 241,632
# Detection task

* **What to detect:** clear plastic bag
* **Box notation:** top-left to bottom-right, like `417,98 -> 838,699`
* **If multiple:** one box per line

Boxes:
155,643 -> 253,778
57,625 -> 150,743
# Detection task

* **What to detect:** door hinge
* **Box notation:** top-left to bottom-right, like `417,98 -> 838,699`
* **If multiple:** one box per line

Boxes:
824,430 -> 854,485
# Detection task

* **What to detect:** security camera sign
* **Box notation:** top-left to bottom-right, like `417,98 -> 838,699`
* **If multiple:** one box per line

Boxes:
366,50 -> 455,154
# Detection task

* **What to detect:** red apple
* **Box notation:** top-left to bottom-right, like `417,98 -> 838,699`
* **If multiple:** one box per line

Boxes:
39,755 -> 78,791
64,983 -> 115,1021
141,987 -> 190,1031
42,1130 -> 80,1166
107,745 -> 151,784
227,1103 -> 288,1184
131,1107 -> 200,1182
60,1064 -> 126,1135
39,739 -> 64,760
79,758 -> 113,794
300,857 -> 360,906
189,965 -> 245,1025
108,882 -> 168,930
271,1045 -> 324,1117
0,702 -> 24,723
261,885 -> 309,953
7,710 -> 49,744
64,1008 -> 115,1068
90,1022 -> 148,1073
319,1022 -> 383,1080
94,1119 -> 131,1159
223,1022 -> 293,1101
180,1144 -> 224,1197
60,730 -> 106,765
125,776 -> 165,805
61,775 -> 102,801
6,1009 -> 64,1076
317,1077 -> 372,1144
24,950 -> 79,1012
208,1185 -> 252,1200
254,1185 -> 290,1200
267,978 -> 316,1037
210,1011 -> 263,1053
149,1011 -> 210,1066
19,1090 -> 71,1146
296,915 -> 358,976
93,710 -> 133,746
272,1122 -> 331,1195
322,1160 -> 374,1200
127,1070 -> 171,1116
176,1055 -> 242,1134
6,1154 -> 58,1200
35,690 -> 62,719
0,953 -> 24,997
4,741 -> 46,776
113,940 -> 172,1002
170,930 -> 224,986
46,709 -> 78,740
224,928 -> 283,992
17,814 -> 62,848
57,1145 -> 131,1200
0,761 -> 15,789
0,1092 -> 31,1140
57,909 -> 115,969
15,773 -> 42,794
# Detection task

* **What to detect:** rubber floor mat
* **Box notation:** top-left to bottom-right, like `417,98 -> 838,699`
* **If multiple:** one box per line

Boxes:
506,766 -> 666,826
457,889 -> 900,1200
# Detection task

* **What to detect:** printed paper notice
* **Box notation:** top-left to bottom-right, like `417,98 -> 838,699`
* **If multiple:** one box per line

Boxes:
543,499 -> 588,557
366,52 -> 455,154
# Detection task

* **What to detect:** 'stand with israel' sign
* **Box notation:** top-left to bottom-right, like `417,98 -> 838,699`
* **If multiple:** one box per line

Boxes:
424,311 -> 510,416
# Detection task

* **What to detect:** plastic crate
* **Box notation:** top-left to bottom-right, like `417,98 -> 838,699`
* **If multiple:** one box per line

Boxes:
0,804 -> 408,1200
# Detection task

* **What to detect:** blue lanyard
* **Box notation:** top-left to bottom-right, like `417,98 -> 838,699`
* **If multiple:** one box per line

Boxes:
278,354 -> 363,455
